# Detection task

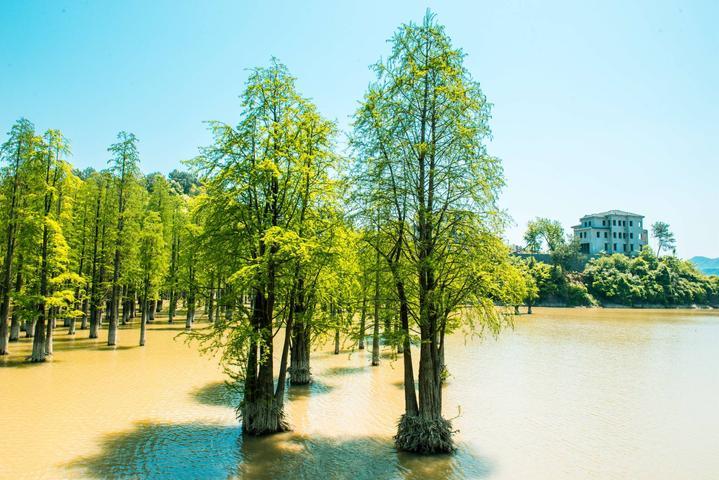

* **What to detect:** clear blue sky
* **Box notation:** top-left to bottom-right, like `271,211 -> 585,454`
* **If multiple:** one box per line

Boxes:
1,0 -> 717,258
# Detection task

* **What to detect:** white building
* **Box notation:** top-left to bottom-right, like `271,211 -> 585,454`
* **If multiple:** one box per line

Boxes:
572,210 -> 648,256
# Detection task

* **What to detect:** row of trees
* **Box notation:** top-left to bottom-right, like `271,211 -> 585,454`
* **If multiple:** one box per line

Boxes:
186,13 -> 525,453
519,219 -> 718,307
0,121 -> 210,359
2,13 -> 527,454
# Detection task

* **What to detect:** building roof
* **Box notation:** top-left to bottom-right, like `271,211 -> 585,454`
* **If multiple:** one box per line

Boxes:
581,210 -> 644,219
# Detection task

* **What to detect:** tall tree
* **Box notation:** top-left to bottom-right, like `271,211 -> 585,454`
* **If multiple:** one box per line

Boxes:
0,119 -> 37,355
106,132 -> 140,346
652,221 -> 676,256
352,12 -> 509,453
191,60 -> 337,434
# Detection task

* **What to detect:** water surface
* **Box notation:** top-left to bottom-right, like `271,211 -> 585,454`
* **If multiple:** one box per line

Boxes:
1,308 -> 718,479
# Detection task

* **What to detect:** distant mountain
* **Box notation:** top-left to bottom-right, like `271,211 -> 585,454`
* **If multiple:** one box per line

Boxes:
690,256 -> 719,276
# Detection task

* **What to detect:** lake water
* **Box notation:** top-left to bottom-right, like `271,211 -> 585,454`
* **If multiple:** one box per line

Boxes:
1,308 -> 718,479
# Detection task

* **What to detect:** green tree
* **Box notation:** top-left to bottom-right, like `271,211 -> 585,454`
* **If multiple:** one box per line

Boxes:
651,221 -> 676,256
523,217 -> 565,253
0,119 -> 39,355
106,132 -> 141,346
191,60 -> 338,434
137,211 -> 167,346
352,11 -> 510,453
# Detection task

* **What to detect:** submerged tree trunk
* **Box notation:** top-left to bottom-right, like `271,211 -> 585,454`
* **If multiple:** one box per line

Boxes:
139,285 -> 148,346
289,282 -> 311,385
208,275 -> 215,324
371,249 -> 381,366
242,286 -> 288,435
44,310 -> 54,356
168,288 -> 176,324
9,315 -> 20,342
148,299 -> 156,323
80,298 -> 89,329
25,319 -> 35,338
358,291 -> 367,350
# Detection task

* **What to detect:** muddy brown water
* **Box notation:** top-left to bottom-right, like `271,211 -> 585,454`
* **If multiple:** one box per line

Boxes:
1,308 -> 718,479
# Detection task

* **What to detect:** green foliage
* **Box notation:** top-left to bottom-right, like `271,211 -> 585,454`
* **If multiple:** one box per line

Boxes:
583,248 -> 717,306
651,221 -> 676,256
524,217 -> 566,253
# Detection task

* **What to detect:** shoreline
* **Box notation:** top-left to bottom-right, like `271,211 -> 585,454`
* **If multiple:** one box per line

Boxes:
532,303 -> 718,310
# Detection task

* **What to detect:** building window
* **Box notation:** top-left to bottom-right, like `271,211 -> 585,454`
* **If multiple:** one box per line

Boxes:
613,243 -> 617,251
613,232 -> 616,238
604,232 -> 608,238
630,233 -> 633,239
623,244 -> 627,252
613,220 -> 616,226
630,221 -> 633,227
623,221 -> 626,226
596,232 -> 600,238
631,244 -> 634,251
604,243 -> 609,251
602,220 -> 606,226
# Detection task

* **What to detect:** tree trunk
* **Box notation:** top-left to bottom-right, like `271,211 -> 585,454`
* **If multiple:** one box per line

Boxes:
358,292 -> 367,350
289,281 -> 311,385
242,287 -> 288,435
44,310 -> 54,356
9,315 -> 20,342
30,311 -> 46,362
139,294 -> 147,347
80,298 -> 89,329
208,275 -> 215,323
25,319 -> 35,338
372,251 -> 380,366
168,288 -> 175,323
148,299 -> 156,323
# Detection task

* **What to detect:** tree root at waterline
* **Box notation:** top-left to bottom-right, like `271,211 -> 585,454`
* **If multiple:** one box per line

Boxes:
394,414 -> 455,454
239,402 -> 290,436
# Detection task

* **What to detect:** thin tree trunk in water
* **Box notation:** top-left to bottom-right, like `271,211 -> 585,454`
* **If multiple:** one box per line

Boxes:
168,288 -> 175,323
208,275 -> 215,323
334,329 -> 340,355
0,316 -> 8,355
372,246 -> 381,365
80,298 -> 89,329
44,310 -> 54,356
31,202 -> 52,362
25,319 -> 35,338
395,314 -> 403,353
527,302 -> 533,314
0,142 -> 23,356
274,295 -> 294,403
139,281 -> 148,346
397,279 -> 418,415
358,291 -> 367,350
9,258 -> 22,342
148,299 -> 156,323
9,315 -> 20,342
121,292 -> 131,325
